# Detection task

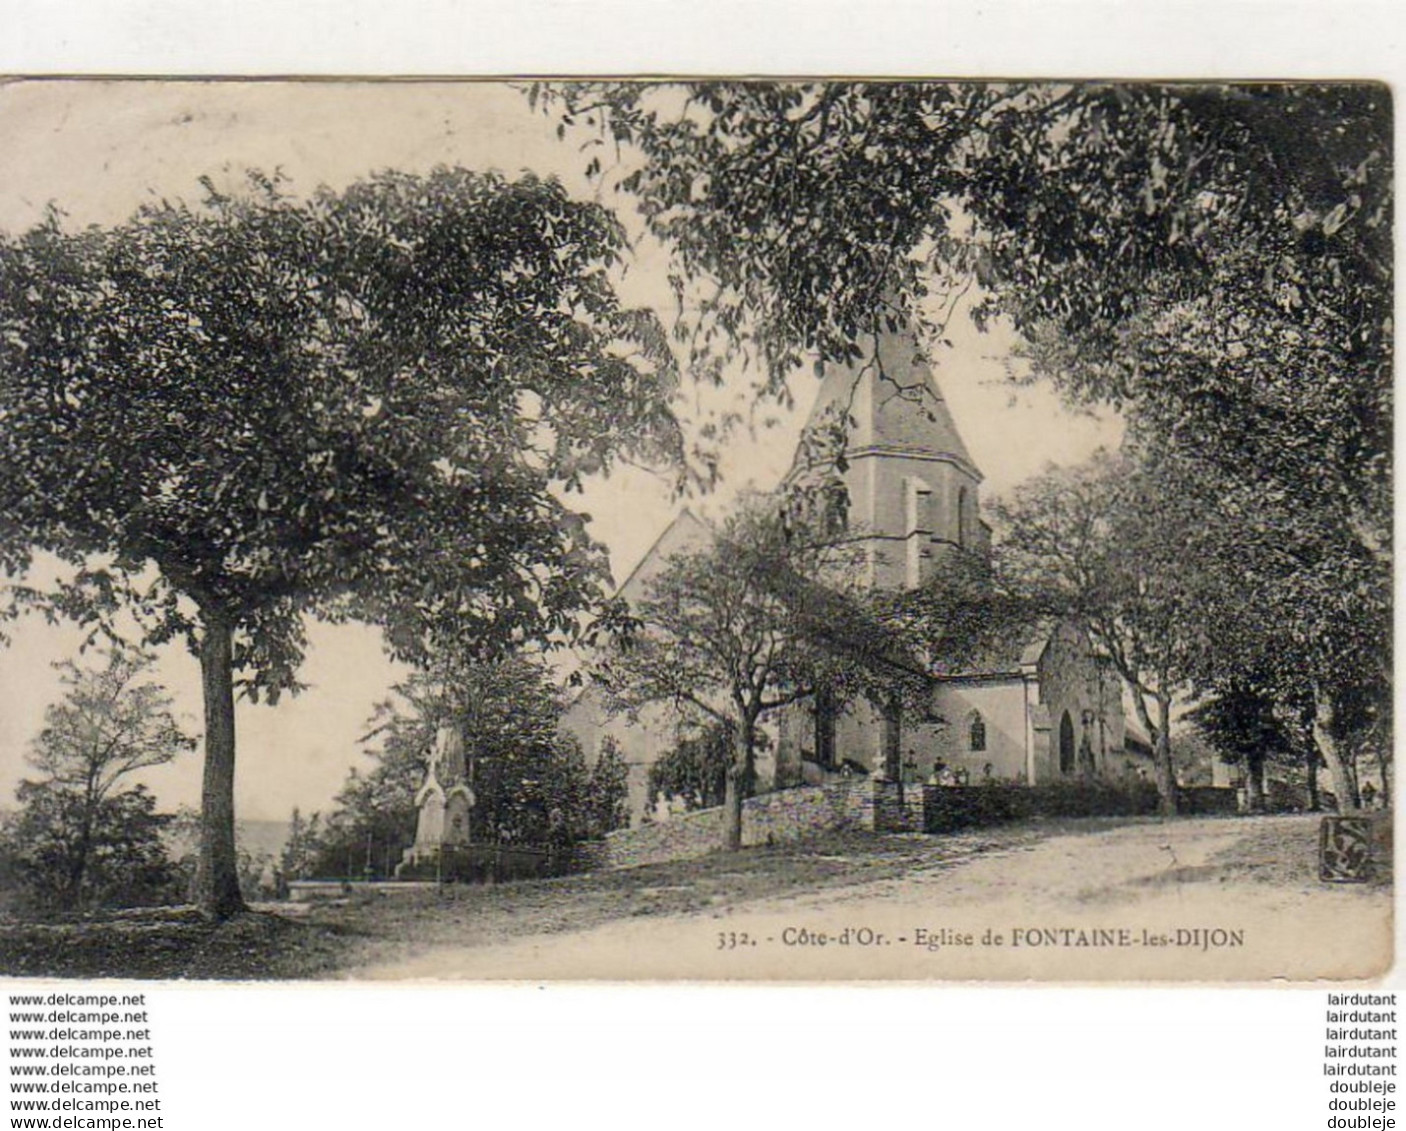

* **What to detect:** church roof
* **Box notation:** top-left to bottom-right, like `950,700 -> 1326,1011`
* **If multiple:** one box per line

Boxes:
1124,720 -> 1154,756
799,320 -> 981,481
614,507 -> 711,604
561,509 -> 712,714
930,619 -> 1055,681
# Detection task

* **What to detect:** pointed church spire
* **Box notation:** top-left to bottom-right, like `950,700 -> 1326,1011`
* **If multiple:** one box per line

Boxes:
791,312 -> 988,591
800,318 -> 981,479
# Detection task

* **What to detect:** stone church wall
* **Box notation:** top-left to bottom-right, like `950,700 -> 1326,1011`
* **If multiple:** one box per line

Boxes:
1034,622 -> 1126,780
857,452 -> 981,590
930,678 -> 1031,782
580,775 -> 1205,872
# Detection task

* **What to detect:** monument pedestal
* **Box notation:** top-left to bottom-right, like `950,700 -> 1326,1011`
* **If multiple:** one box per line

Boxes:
394,724 -> 476,879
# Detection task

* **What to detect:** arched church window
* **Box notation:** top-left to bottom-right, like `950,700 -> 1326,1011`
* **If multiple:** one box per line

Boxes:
1059,711 -> 1076,775
957,486 -> 970,547
823,482 -> 849,536
968,711 -> 986,752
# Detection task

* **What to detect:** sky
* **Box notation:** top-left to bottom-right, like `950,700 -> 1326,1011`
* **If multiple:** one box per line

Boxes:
0,80 -> 1123,821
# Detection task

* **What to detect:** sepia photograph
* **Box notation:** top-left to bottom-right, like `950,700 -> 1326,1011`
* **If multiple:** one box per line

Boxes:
0,77 -> 1391,982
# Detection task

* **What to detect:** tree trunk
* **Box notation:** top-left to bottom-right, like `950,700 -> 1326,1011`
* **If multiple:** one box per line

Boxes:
1243,749 -> 1266,813
1312,684 -> 1359,813
67,815 -> 93,910
815,684 -> 837,770
1304,744 -> 1321,811
66,776 -> 97,909
722,717 -> 753,852
192,612 -> 247,918
1151,691 -> 1178,817
1127,682 -> 1176,815
879,696 -> 902,782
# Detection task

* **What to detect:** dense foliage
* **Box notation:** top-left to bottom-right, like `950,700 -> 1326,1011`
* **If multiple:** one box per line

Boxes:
0,650 -> 191,913
1188,681 -> 1304,811
647,723 -> 734,814
540,83 -> 1388,527
293,656 -> 631,879
0,167 -> 683,913
541,81 -> 1391,813
594,500 -> 925,847
1,783 -> 180,915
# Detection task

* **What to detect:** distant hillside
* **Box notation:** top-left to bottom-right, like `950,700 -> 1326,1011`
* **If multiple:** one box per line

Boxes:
166,817 -> 290,863
237,819 -> 291,860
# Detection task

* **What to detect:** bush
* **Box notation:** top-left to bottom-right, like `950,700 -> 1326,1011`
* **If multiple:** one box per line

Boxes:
648,724 -> 732,813
923,779 -> 1163,832
1,784 -> 183,916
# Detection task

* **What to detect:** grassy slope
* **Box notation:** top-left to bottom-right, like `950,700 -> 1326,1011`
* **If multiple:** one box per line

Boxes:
0,814 -> 1388,981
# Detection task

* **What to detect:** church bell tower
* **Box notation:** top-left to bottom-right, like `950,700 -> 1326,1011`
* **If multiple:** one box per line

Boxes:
775,318 -> 989,788
792,319 -> 988,591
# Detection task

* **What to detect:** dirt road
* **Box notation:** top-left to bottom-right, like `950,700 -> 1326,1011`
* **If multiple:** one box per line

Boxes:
346,815 -> 1391,982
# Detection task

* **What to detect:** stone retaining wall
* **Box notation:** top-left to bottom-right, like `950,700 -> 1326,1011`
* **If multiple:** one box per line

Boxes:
583,778 -> 1240,871
590,779 -> 881,870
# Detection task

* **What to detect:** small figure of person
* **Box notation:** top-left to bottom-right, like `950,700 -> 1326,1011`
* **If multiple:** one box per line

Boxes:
902,749 -> 919,784
1078,733 -> 1096,777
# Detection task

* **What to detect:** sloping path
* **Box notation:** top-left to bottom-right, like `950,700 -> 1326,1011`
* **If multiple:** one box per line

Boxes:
345,815 -> 1390,982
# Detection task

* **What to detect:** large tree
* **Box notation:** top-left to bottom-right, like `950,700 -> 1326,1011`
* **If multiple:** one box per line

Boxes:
994,451 -> 1216,815
1188,679 -> 1296,812
0,168 -> 682,916
5,782 -> 179,914
344,654 -> 629,865
998,440 -> 1390,816
594,500 -> 924,849
1134,438 -> 1390,813
538,82 -> 1388,548
1197,541 -> 1388,814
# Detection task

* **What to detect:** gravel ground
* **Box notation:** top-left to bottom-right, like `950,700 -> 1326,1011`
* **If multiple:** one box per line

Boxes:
343,813 -> 1392,983
0,813 -> 1389,982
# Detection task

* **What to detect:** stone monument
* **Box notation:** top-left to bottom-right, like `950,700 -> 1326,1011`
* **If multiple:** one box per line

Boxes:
396,724 -> 476,878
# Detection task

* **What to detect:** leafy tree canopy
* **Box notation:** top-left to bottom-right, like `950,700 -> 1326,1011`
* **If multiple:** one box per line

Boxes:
647,722 -> 733,814
538,81 -> 1390,564
594,497 -> 926,847
2,649 -> 191,913
993,449 -> 1227,813
320,654 -> 629,873
2,782 -> 179,915
0,166 -> 684,676
26,649 -> 195,800
994,444 -> 1388,813
0,166 -> 685,914
539,79 -> 1391,816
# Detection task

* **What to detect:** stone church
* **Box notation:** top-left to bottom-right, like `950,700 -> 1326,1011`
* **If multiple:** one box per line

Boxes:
561,322 -> 1133,823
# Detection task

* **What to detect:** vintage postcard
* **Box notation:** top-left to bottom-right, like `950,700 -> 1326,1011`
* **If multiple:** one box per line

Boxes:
0,78 -> 1390,981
